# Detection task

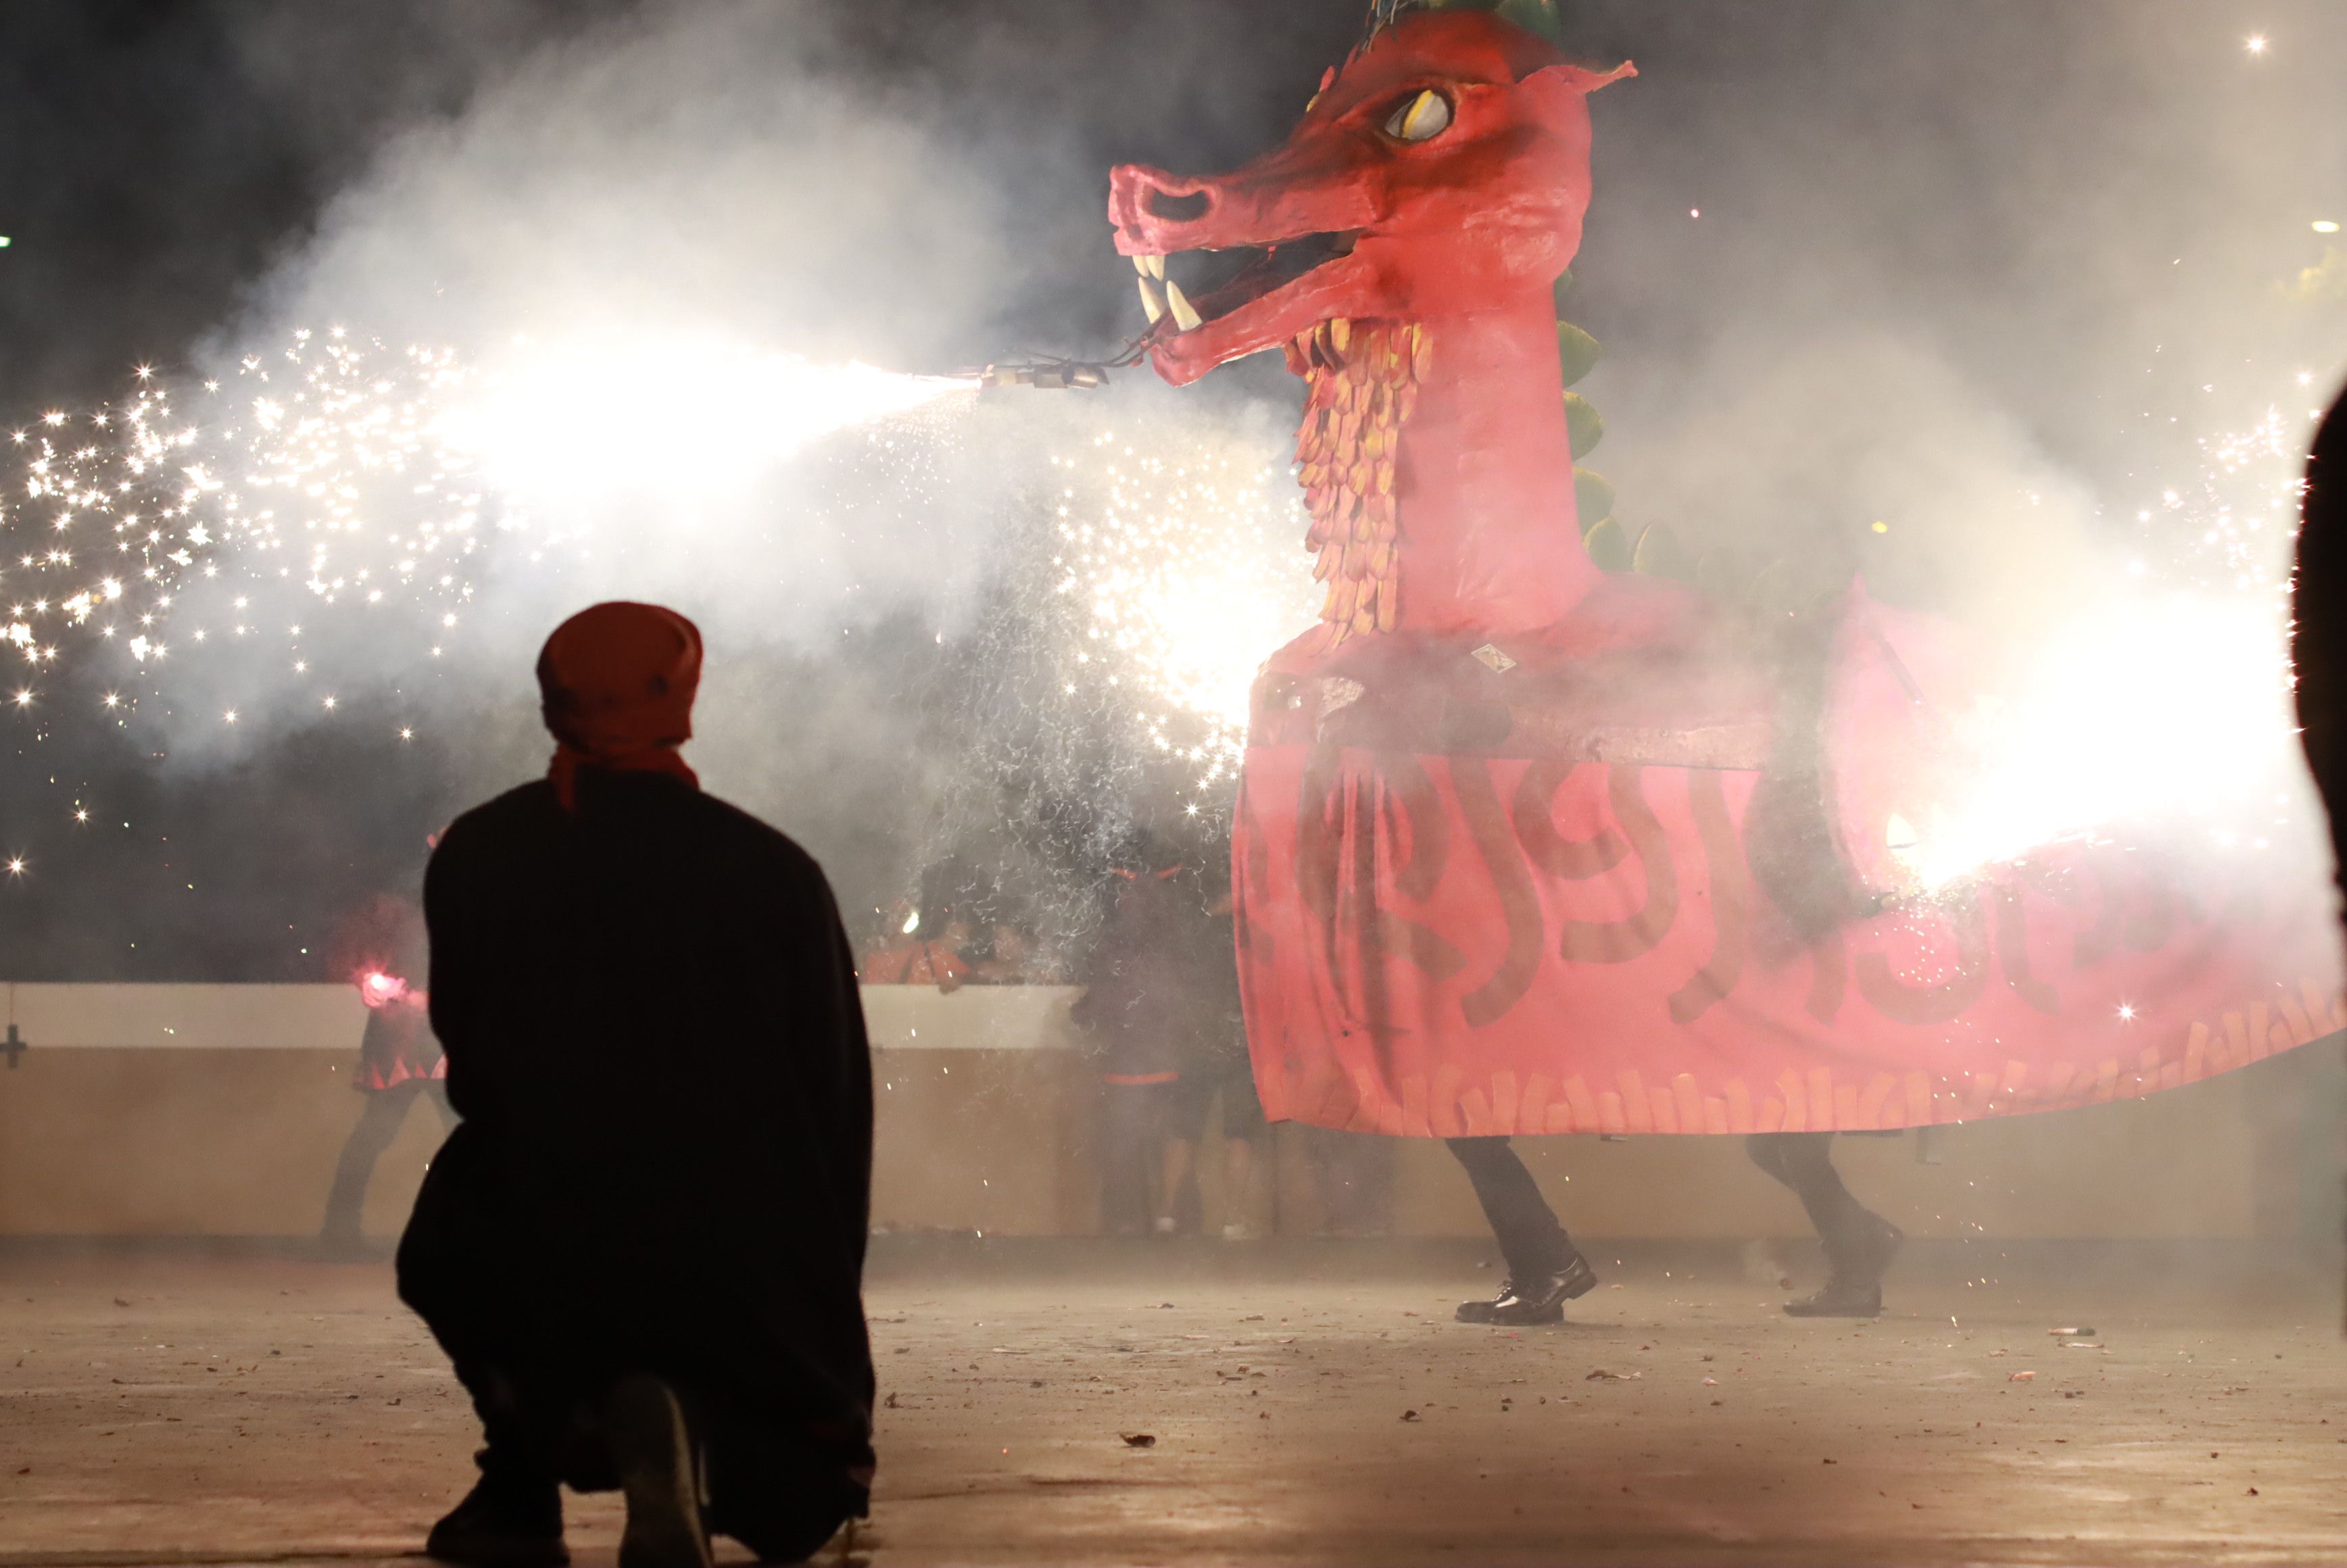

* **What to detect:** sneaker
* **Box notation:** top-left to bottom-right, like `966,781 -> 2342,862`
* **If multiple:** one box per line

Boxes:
1455,1252 -> 1599,1325
1220,1222 -> 1263,1242
604,1376 -> 712,1568
425,1470 -> 567,1568
1152,1216 -> 1179,1235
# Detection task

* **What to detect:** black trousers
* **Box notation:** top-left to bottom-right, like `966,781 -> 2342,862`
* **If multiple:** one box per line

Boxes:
1745,1131 -> 1887,1271
1446,1137 -> 1576,1281
1449,1132 -> 1889,1283
321,1079 -> 458,1239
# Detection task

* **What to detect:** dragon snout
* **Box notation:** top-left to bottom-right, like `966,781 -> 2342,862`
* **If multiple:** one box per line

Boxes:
1108,165 -> 1221,252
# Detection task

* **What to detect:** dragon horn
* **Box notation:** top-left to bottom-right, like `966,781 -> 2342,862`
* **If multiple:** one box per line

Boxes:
1364,0 -> 1565,46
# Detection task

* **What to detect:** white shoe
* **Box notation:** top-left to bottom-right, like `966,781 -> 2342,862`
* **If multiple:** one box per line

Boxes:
1152,1216 -> 1178,1235
1221,1223 -> 1263,1242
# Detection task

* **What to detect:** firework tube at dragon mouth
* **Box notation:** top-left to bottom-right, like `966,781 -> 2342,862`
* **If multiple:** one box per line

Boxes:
1109,1 -> 2339,1137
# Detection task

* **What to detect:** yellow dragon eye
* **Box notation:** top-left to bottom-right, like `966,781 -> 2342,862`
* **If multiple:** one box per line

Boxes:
1385,89 -> 1452,142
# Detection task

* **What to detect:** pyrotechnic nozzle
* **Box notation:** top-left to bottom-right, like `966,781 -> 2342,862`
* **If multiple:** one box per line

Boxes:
976,361 -> 1109,391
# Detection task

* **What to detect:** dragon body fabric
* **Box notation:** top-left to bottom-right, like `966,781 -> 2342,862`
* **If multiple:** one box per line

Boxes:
1107,5 -> 2338,1139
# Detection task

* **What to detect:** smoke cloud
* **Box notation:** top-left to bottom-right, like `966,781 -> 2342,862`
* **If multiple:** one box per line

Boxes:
8,0 -> 2346,972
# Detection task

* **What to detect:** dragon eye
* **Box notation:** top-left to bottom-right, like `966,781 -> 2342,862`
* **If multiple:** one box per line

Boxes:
1384,89 -> 1452,142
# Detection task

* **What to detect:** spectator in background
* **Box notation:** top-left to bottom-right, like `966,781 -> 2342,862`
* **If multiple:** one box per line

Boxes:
320,891 -> 456,1258
857,900 -> 973,989
1073,851 -> 1253,1236
1073,862 -> 1188,1235
402,602 -> 874,1568
1158,873 -> 1270,1240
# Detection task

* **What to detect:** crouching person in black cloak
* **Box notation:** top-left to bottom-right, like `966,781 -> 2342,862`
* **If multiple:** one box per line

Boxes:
400,601 -> 876,1568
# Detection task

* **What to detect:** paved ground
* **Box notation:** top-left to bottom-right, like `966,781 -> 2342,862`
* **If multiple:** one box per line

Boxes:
3,1238 -> 2346,1566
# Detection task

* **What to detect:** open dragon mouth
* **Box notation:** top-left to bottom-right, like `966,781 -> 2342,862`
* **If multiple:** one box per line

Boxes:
1128,229 -> 1359,334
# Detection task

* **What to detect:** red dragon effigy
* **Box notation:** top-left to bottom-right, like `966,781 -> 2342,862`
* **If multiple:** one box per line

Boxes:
1108,0 -> 2339,1139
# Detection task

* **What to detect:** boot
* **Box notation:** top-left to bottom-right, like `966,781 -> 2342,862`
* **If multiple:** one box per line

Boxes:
425,1463 -> 567,1568
1455,1252 -> 1599,1325
1785,1216 -> 1903,1319
604,1375 -> 712,1568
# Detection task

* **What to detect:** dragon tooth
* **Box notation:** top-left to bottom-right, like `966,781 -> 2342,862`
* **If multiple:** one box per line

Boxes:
1132,254 -> 1150,276
1138,276 -> 1166,324
1165,280 -> 1204,332
1146,253 -> 1166,280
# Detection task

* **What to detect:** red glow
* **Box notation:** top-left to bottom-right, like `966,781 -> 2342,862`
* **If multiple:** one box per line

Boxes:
359,970 -> 410,1008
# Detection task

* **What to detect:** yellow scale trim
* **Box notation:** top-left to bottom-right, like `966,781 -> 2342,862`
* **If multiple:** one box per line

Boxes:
1295,320 -> 1427,643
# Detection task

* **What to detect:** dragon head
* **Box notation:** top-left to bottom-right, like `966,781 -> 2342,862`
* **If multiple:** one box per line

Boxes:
1109,7 -> 1631,387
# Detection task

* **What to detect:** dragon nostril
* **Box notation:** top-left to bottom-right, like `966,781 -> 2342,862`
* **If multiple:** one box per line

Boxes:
1148,189 -> 1210,223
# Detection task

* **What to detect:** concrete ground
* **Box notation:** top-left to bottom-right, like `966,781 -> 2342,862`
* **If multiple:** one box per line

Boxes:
3,1238 -> 2346,1567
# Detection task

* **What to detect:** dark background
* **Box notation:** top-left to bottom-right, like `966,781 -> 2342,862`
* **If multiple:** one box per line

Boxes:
3,0 -> 2342,978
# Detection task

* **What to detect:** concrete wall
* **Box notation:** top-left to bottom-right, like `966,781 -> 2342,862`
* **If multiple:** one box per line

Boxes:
0,983 -> 2336,1240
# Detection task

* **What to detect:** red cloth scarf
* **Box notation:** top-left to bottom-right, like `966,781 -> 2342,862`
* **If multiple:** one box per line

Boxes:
536,602 -> 704,810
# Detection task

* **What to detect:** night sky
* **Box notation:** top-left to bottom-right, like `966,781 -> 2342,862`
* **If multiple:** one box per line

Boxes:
2,0 -> 2340,979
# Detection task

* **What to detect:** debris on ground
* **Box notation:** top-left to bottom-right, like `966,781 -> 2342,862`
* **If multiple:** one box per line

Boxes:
2048,1326 -> 2095,1338
1586,1369 -> 1643,1381
1119,1432 -> 1156,1448
2009,1371 -> 2036,1382
1400,1409 -> 1421,1422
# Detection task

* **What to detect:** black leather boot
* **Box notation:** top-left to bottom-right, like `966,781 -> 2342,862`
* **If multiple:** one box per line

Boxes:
1784,1217 -> 1904,1318
1455,1252 -> 1599,1325
425,1463 -> 567,1568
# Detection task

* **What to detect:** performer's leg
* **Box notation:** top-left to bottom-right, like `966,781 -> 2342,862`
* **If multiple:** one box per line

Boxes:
1097,1085 -> 1155,1236
1218,1063 -> 1270,1240
1157,1136 -> 1198,1234
320,1082 -> 421,1246
1158,1071 -> 1212,1235
1445,1137 -> 1597,1325
1747,1132 -> 1902,1317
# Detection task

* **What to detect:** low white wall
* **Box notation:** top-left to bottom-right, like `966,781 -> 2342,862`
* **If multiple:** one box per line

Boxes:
0,981 -> 1080,1053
